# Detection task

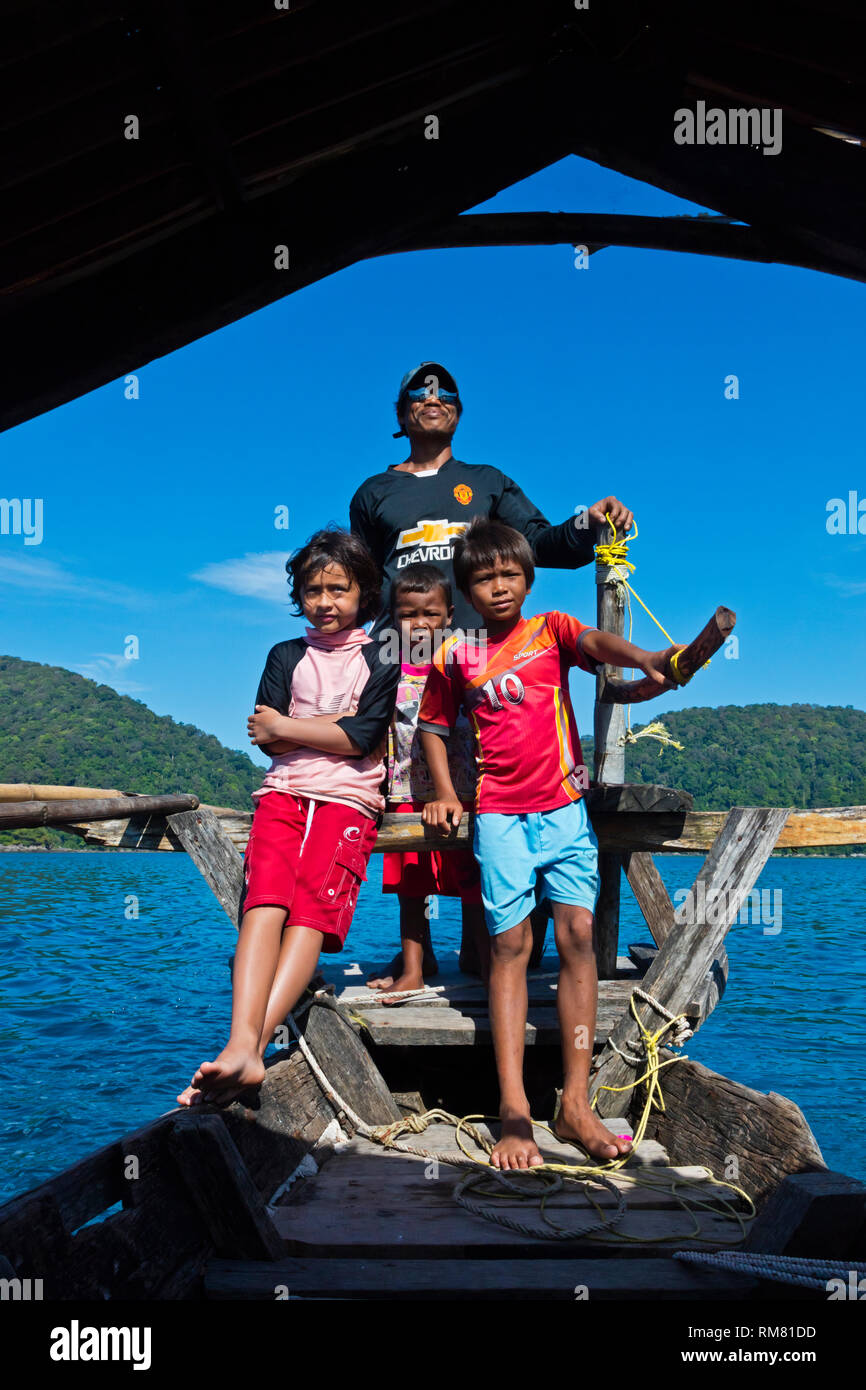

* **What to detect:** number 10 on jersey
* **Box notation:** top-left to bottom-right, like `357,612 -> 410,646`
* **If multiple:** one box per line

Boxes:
481,672 -> 525,709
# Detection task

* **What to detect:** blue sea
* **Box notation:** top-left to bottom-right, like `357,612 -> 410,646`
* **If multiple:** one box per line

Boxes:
1,851 -> 863,1204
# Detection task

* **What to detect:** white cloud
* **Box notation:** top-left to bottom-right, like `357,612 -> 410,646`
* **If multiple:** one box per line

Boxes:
70,652 -> 148,694
823,574 -> 866,598
192,552 -> 290,604
0,554 -> 144,605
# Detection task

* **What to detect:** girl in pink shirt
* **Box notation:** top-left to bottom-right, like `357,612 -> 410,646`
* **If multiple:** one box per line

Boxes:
178,528 -> 398,1107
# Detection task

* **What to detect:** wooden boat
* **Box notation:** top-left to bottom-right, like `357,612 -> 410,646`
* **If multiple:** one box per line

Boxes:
4,2 -> 865,1308
1,786 -> 864,1302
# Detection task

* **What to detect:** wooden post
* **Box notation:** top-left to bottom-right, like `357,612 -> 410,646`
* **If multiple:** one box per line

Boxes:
167,807 -> 245,924
592,531 -> 626,978
591,806 -> 790,1115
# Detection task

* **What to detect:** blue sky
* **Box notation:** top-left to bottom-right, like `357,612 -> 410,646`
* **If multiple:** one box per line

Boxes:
2,154 -> 864,769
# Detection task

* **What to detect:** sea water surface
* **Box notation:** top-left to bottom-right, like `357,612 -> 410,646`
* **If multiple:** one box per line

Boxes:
0,851 -> 863,1203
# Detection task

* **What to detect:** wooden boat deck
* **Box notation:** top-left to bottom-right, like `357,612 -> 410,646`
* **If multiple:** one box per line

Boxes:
320,955 -> 644,1048
3,790 -> 863,1301
205,1116 -> 755,1299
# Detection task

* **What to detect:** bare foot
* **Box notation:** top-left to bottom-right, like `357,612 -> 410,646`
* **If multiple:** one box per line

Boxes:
490,1109 -> 544,1170
553,1095 -> 633,1162
178,1045 -> 265,1107
367,950 -> 438,990
381,970 -> 425,1006
367,954 -> 402,990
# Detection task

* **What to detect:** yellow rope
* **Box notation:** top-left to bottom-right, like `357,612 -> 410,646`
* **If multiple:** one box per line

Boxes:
368,995 -> 755,1246
594,514 -> 699,751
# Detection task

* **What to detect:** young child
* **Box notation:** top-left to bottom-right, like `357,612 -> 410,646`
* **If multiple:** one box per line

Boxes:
178,526 -> 398,1106
366,563 -> 487,995
418,517 -> 681,1170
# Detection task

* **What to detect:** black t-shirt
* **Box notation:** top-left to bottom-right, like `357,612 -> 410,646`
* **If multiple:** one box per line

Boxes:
349,457 -> 595,631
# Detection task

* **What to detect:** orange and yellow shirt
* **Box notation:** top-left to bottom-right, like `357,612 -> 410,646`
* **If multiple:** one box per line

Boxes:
417,611 -> 599,815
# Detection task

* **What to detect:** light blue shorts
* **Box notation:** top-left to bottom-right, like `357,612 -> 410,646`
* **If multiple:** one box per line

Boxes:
474,798 -> 599,937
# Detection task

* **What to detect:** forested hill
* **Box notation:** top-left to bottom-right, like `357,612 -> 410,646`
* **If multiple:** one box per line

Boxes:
0,655 -> 863,847
0,654 -> 261,813
582,703 -> 866,811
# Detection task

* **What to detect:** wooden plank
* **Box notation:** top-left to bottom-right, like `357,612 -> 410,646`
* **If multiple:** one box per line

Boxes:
591,807 -> 790,1115
589,784 -> 693,814
339,976 -> 637,1010
205,1255 -> 755,1300
299,997 -> 402,1127
594,806 -> 866,853
743,1171 -> 866,1258
0,1133 -> 208,1299
218,1048 -> 340,1202
355,1000 -> 634,1048
63,804 -> 866,853
624,852 -> 676,945
625,942 -> 728,1028
635,1059 -> 826,1205
343,1122 -> 676,1172
594,851 -> 622,980
321,1156 -> 733,1208
65,805 -> 251,852
168,1114 -> 285,1260
271,1175 -> 743,1253
167,806 -> 245,923
0,1111 -> 179,1235
686,952 -> 729,1026
327,956 -> 641,995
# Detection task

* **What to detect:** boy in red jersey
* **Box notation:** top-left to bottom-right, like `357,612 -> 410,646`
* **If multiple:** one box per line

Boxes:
418,517 -> 680,1170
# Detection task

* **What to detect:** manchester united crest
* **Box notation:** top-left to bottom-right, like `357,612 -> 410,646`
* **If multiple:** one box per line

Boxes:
453,484 -> 473,505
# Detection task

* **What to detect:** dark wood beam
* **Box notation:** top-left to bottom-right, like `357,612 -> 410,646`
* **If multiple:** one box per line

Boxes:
562,58 -> 866,284
0,61 -> 573,434
152,0 -> 245,214
383,211 -> 866,282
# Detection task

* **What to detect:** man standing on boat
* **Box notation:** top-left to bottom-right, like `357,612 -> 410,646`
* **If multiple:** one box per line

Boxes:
349,361 -> 634,636
350,362 -> 634,980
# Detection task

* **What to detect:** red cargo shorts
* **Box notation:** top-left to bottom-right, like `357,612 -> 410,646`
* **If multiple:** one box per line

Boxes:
243,790 -> 378,952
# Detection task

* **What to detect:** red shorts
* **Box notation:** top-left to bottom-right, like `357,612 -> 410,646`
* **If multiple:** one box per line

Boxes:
243,791 -> 378,952
381,800 -> 481,904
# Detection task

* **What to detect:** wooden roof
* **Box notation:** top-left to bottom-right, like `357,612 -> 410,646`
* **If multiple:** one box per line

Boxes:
2,0 -> 864,434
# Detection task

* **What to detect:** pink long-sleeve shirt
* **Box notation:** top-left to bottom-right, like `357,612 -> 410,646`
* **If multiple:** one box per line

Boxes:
253,626 -> 394,817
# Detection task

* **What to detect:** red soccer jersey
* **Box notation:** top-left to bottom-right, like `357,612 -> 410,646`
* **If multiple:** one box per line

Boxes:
417,611 -> 599,815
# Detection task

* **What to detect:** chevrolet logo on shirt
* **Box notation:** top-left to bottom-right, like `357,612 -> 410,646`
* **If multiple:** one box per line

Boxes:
396,518 -> 468,548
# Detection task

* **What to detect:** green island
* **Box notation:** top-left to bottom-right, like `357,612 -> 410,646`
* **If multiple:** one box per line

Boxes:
1,654 -> 863,854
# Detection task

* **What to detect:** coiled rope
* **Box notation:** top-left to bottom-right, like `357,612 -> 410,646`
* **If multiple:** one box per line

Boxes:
285,989 -> 755,1245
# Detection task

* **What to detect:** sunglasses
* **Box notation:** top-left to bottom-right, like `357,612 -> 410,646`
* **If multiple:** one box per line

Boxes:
406,387 -> 459,404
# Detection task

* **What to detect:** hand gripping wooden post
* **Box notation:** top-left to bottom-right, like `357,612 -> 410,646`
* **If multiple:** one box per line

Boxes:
592,527 -> 627,978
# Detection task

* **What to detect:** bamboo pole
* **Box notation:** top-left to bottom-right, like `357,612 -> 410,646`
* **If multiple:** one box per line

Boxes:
0,783 -> 124,802
0,794 -> 199,829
